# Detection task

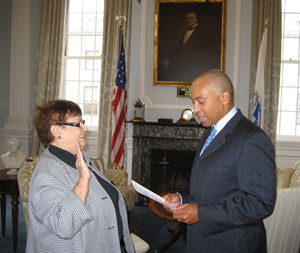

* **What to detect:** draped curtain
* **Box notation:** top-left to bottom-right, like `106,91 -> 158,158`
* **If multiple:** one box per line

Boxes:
248,0 -> 281,145
31,0 -> 69,155
97,0 -> 132,170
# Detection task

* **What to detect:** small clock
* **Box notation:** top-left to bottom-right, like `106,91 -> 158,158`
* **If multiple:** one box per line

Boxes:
176,108 -> 196,123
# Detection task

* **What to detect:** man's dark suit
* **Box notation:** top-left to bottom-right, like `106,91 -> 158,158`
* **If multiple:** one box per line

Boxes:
182,110 -> 276,253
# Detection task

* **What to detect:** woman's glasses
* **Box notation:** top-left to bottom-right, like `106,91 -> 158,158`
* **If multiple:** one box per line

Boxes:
56,120 -> 85,128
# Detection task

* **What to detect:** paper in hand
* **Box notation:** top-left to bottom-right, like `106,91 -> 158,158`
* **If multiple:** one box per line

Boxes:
131,180 -> 175,209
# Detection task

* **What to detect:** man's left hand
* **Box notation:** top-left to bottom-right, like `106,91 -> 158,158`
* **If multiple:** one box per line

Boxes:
172,203 -> 200,224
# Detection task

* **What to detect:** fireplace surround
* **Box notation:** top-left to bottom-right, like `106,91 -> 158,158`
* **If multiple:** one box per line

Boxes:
130,121 -> 205,203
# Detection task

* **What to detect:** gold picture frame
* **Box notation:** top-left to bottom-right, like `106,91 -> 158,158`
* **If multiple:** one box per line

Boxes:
153,0 -> 227,87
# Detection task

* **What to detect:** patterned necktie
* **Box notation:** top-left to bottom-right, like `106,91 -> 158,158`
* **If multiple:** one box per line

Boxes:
203,127 -> 217,152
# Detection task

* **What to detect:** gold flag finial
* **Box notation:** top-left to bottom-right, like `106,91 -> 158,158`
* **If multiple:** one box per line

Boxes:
116,15 -> 126,27
264,18 -> 269,26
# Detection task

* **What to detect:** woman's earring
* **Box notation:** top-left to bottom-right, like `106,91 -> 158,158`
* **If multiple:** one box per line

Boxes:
58,136 -> 61,139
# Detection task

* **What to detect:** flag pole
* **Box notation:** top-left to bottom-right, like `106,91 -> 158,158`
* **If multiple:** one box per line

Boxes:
252,18 -> 269,129
111,15 -> 127,170
115,15 -> 126,52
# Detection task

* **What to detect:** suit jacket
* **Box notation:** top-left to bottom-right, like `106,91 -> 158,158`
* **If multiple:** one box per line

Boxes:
182,110 -> 276,253
26,149 -> 134,253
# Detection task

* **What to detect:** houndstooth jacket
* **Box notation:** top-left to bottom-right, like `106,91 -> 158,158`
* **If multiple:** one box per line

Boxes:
26,148 -> 134,253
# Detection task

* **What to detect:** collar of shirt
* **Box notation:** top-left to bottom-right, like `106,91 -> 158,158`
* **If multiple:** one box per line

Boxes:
48,145 -> 77,169
187,24 -> 198,30
212,106 -> 238,135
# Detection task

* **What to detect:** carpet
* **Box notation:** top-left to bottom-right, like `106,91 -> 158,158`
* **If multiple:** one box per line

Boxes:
0,196 -> 26,253
129,206 -> 186,253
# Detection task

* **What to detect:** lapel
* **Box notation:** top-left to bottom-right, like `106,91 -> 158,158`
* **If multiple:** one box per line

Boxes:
198,110 -> 243,160
194,127 -> 210,158
184,26 -> 200,46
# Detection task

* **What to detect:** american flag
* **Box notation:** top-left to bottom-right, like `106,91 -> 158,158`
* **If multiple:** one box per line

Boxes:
111,29 -> 127,169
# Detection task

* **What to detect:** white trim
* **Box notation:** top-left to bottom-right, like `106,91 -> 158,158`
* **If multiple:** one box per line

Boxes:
4,0 -> 32,132
232,0 -> 241,106
125,137 -> 133,183
2,0 -> 33,158
139,0 -> 151,106
276,140 -> 300,168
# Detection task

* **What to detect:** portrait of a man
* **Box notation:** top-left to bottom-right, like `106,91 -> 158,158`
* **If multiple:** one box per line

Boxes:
155,1 -> 225,84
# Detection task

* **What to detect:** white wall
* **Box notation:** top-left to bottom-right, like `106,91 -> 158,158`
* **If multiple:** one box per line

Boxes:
127,0 -> 252,124
125,0 -> 254,177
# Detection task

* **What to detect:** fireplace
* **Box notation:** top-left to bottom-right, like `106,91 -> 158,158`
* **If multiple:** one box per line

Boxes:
130,121 -> 205,204
150,149 -> 196,194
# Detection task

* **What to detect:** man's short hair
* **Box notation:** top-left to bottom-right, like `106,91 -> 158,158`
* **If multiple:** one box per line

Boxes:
194,69 -> 234,101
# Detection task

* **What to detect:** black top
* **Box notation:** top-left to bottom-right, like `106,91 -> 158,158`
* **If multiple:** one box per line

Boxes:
48,145 -> 123,241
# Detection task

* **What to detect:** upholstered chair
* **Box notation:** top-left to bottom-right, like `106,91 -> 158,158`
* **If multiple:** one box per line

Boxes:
17,159 -> 38,230
90,157 -> 137,211
263,166 -> 300,253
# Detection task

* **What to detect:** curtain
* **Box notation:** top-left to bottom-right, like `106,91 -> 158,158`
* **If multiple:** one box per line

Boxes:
31,0 -> 69,155
97,0 -> 132,170
248,0 -> 281,146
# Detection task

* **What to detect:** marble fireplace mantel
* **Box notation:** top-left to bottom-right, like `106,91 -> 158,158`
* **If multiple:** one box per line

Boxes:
130,121 -> 205,193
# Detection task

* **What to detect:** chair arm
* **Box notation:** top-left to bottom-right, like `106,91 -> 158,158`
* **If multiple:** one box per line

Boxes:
104,169 -> 128,186
264,187 -> 300,253
17,159 -> 38,233
90,157 -> 105,174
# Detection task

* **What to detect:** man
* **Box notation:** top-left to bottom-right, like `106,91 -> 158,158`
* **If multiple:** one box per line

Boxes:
159,12 -> 220,81
164,69 -> 276,252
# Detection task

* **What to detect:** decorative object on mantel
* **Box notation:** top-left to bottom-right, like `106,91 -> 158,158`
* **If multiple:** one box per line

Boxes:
131,99 -> 145,122
176,108 -> 196,124
1,138 -> 26,175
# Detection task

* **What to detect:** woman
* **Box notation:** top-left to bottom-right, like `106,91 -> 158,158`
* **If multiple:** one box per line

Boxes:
26,100 -> 134,253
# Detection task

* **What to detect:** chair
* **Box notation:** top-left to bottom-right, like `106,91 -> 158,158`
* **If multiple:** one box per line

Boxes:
263,167 -> 300,253
17,159 -> 149,253
264,188 -> 300,253
17,159 -> 38,230
90,157 -> 137,211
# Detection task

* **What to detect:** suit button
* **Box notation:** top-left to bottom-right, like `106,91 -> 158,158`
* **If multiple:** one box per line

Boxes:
190,196 -> 194,201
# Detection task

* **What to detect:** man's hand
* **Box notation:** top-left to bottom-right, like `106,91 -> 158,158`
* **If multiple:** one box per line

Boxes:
172,203 -> 200,224
162,193 -> 181,210
162,59 -> 170,68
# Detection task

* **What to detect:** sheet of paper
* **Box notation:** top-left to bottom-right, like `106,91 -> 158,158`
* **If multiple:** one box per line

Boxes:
131,180 -> 175,209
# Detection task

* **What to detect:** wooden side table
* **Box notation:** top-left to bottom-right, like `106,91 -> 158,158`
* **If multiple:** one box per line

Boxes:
149,193 -> 186,252
0,168 -> 20,252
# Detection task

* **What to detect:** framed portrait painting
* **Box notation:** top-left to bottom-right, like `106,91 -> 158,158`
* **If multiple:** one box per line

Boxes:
153,0 -> 227,87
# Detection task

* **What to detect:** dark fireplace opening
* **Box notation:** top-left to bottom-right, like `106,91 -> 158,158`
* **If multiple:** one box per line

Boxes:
150,149 -> 196,194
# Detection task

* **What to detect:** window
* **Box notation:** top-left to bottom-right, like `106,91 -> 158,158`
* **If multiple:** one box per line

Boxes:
277,0 -> 300,138
83,86 -> 99,116
61,0 -> 104,129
